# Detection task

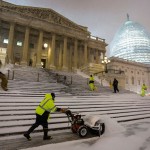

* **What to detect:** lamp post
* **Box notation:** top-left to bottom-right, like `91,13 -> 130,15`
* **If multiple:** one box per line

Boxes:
102,56 -> 110,73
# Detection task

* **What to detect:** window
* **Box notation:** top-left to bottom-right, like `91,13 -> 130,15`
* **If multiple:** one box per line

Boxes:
29,43 -> 34,48
3,39 -> 8,44
126,77 -> 128,84
17,41 -> 22,46
138,80 -> 140,85
131,76 -> 134,85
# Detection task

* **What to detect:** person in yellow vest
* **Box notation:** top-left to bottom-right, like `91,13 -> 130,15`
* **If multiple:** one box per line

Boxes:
24,93 -> 68,141
89,75 -> 96,91
140,84 -> 147,97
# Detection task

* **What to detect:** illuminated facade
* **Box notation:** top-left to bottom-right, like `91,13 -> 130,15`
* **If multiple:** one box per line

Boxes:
0,1 -> 107,72
110,16 -> 150,64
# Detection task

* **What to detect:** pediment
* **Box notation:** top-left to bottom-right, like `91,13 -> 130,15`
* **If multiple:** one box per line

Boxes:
1,1 -> 87,32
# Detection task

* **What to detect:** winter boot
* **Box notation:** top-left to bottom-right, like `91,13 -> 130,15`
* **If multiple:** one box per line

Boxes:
43,136 -> 52,140
23,124 -> 37,141
24,133 -> 31,141
43,128 -> 52,140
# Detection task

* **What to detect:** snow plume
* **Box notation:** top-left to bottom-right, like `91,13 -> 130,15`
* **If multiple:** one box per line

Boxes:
83,115 -> 125,136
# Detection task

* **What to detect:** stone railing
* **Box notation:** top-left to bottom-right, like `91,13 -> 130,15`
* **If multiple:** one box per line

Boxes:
94,69 -> 125,76
88,35 -> 105,42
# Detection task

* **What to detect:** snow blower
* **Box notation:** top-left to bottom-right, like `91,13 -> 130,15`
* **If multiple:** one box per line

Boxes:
65,110 -> 105,137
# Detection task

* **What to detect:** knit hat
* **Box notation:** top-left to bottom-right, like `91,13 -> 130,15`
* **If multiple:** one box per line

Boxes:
51,93 -> 55,99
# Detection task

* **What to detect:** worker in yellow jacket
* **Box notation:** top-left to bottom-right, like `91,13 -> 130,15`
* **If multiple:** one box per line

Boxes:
89,75 -> 96,91
140,84 -> 147,97
24,93 -> 67,141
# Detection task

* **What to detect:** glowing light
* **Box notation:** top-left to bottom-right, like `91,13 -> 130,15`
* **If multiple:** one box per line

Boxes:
43,43 -> 48,48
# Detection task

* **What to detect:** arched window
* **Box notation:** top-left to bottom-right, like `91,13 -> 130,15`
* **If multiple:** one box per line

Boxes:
138,80 -> 140,85
126,77 -> 128,84
131,76 -> 134,85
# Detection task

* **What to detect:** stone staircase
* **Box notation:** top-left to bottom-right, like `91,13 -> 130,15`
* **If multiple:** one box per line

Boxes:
0,65 -> 150,149
0,92 -> 150,141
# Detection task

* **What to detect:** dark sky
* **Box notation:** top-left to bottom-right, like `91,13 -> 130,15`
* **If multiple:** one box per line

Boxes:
3,0 -> 150,55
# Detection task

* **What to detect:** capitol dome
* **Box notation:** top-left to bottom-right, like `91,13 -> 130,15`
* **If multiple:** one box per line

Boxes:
110,15 -> 150,64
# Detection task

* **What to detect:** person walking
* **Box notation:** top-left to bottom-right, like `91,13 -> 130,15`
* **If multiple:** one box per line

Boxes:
140,84 -> 147,97
0,60 -> 2,68
113,78 -> 119,93
89,75 -> 96,91
24,93 -> 68,141
0,72 -> 8,91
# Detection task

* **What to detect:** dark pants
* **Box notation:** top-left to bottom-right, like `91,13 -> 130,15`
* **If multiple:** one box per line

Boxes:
26,113 -> 49,137
113,85 -> 119,93
0,74 -> 8,91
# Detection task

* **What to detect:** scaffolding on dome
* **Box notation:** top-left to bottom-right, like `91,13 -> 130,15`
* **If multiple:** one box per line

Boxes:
110,15 -> 150,64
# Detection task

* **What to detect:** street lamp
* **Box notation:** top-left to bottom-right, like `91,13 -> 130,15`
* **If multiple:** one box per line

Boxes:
102,56 -> 110,73
43,43 -> 48,48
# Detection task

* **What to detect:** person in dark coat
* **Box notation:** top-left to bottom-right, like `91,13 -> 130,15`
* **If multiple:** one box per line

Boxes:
0,60 -> 2,68
113,78 -> 119,93
0,72 -> 8,91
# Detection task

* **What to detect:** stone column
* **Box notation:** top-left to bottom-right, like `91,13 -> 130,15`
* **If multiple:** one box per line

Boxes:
96,50 -> 99,64
78,47 -> 82,67
73,39 -> 78,69
36,30 -> 43,68
7,22 -> 15,64
47,40 -> 52,69
62,37 -> 68,70
50,34 -> 56,69
98,51 -> 101,64
21,27 -> 30,66
87,47 -> 90,63
58,43 -> 63,69
103,52 -> 105,59
100,52 -> 104,63
84,42 -> 88,65
68,45 -> 73,71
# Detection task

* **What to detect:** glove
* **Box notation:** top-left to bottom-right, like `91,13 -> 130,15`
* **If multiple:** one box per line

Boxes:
61,108 -> 68,113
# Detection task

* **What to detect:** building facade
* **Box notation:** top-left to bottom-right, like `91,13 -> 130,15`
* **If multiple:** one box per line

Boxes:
0,1 -> 107,72
108,57 -> 150,93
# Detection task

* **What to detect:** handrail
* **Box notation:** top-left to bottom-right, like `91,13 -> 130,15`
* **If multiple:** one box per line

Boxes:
94,69 -> 125,75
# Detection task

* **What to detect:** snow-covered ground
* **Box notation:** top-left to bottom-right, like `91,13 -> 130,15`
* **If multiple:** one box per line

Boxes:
22,117 -> 150,150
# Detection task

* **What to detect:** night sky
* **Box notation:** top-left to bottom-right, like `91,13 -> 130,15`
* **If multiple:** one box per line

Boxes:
3,0 -> 150,56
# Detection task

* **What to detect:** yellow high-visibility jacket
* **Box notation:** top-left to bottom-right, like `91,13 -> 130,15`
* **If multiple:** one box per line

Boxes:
89,76 -> 94,84
140,84 -> 147,97
35,93 -> 57,117
142,84 -> 147,90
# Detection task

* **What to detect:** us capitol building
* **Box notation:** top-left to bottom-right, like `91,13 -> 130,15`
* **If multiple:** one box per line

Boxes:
0,1 -> 150,93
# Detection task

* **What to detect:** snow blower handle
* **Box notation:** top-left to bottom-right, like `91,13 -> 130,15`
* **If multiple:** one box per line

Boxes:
65,109 -> 74,125
61,108 -> 72,116
65,109 -> 72,117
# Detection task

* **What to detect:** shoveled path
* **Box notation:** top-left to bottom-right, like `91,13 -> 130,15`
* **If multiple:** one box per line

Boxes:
0,130 -> 97,150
